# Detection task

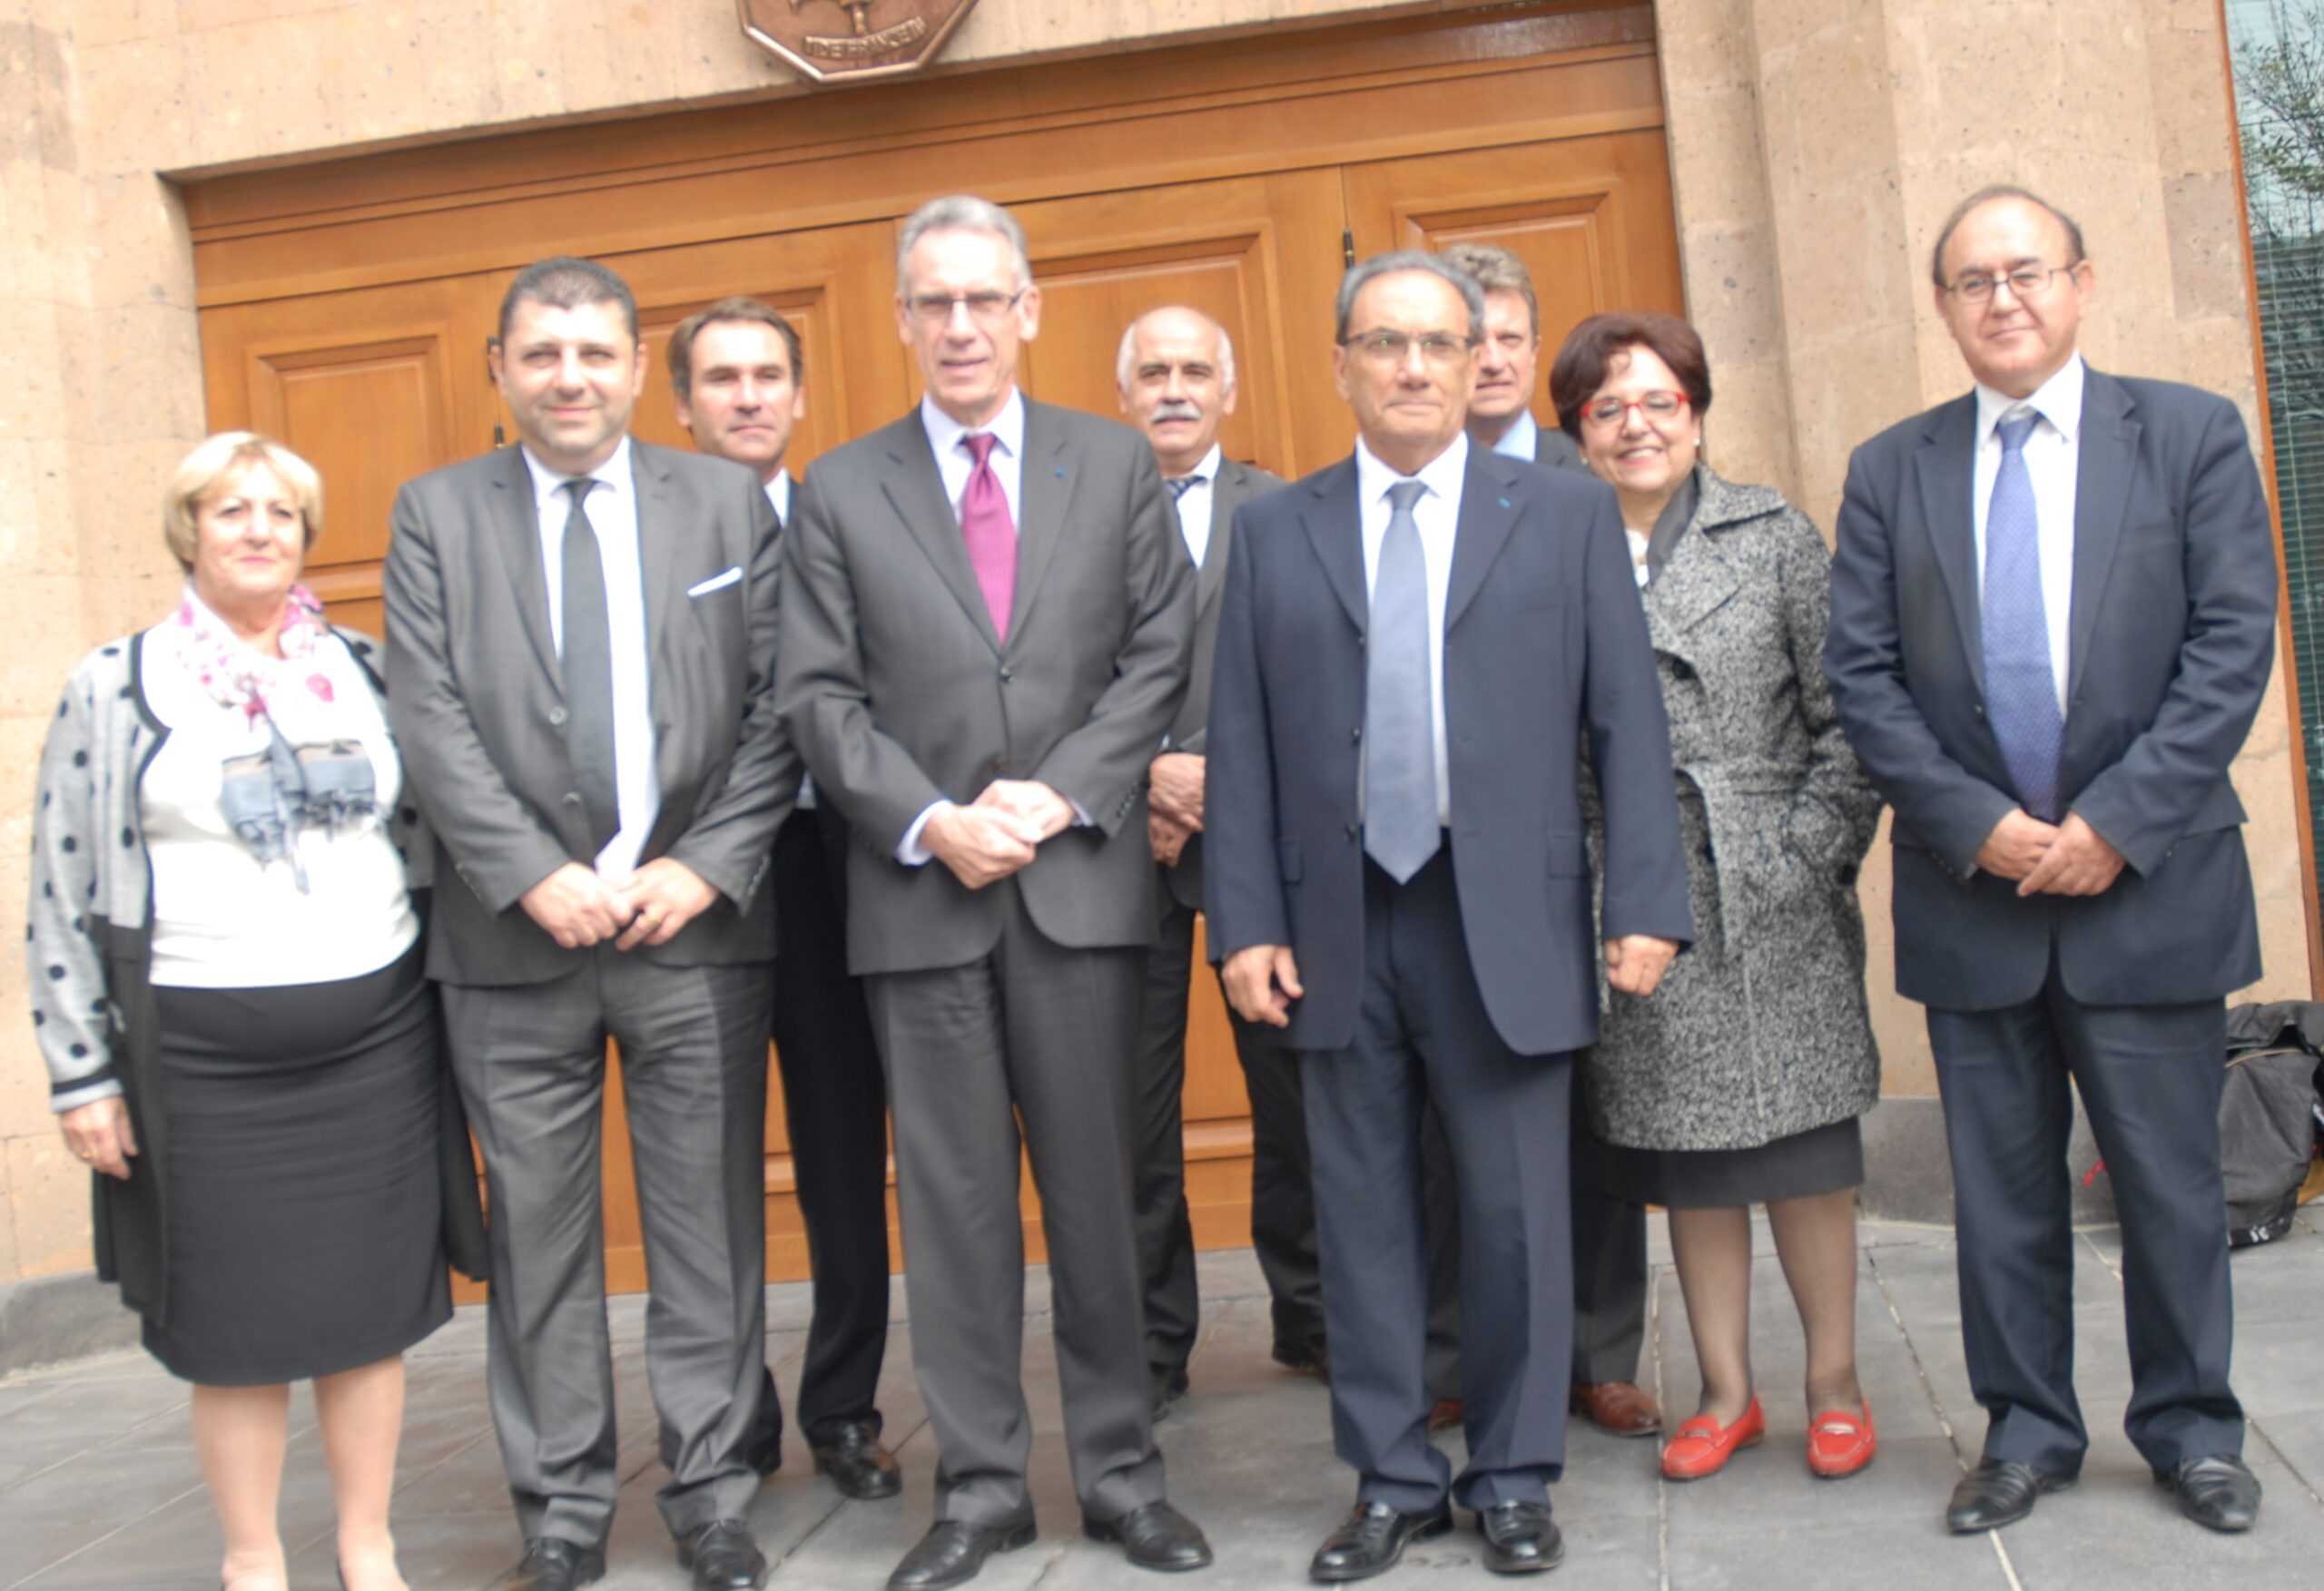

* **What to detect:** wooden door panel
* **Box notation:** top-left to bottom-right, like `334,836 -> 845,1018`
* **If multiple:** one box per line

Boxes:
1006,172 -> 1352,481
1342,129 -> 1688,408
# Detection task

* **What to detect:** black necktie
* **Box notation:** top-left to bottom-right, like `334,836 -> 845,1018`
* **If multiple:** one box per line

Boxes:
559,478 -> 620,855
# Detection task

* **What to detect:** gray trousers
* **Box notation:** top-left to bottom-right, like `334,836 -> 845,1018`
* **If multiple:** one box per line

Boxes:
863,884 -> 1166,1527
442,951 -> 772,1548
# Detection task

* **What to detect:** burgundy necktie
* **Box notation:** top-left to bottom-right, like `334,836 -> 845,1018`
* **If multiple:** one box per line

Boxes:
960,432 -> 1019,641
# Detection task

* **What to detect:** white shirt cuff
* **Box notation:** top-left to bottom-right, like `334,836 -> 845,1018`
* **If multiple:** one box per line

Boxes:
898,800 -> 949,866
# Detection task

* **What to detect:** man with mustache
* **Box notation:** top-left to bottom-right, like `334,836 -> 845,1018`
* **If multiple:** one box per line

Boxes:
1114,306 -> 1321,1420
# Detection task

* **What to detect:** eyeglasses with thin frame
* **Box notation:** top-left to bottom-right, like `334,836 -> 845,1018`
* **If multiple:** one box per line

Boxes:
1581,390 -> 1689,428
1943,262 -> 2081,307
1342,329 -> 1479,367
903,290 -> 1026,323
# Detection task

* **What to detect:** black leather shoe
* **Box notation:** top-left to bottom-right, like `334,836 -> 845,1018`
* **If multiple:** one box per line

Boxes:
1310,1501 -> 1452,1582
1272,1334 -> 1331,1381
886,1519 -> 1037,1591
1083,1500 -> 1214,1572
1148,1365 -> 1191,1422
1477,1502 -> 1563,1575
2156,1454 -> 2261,1532
1945,1458 -> 2074,1533
678,1521 -> 767,1591
812,1418 -> 902,1500
509,1537 -> 606,1591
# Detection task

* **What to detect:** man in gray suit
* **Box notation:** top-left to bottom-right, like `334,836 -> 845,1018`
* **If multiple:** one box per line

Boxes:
777,196 -> 1212,1590
1827,187 -> 2272,1537
385,257 -> 793,1591
1427,241 -> 1661,1443
1114,306 -> 1322,1419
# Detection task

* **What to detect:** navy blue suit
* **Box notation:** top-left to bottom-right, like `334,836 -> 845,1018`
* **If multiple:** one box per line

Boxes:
1825,366 -> 2275,1475
1206,444 -> 1690,1511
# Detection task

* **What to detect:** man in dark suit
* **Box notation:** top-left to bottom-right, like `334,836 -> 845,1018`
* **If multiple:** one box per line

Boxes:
1825,186 -> 2274,1537
1206,250 -> 1691,1581
777,196 -> 1211,1590
385,257 -> 793,1591
1112,305 -> 1320,1419
1432,240 -> 1660,1443
667,297 -> 900,1501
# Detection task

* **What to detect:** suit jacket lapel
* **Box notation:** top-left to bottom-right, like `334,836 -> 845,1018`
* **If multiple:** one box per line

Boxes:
1912,393 -> 1983,689
633,442 -> 686,755
1006,400 -> 1070,650
879,411 -> 1002,655
1300,458 -> 1367,633
1445,450 -> 1521,633
1196,459 -> 1255,622
2067,370 -> 2137,705
491,445 -> 561,686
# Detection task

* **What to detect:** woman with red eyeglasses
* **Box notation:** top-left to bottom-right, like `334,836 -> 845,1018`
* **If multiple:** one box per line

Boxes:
1550,312 -> 1884,1483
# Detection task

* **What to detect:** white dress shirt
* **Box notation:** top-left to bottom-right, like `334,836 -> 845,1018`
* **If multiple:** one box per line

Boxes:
1489,408 -> 1540,462
1972,353 -> 2083,715
900,388 -> 1082,866
1168,443 -> 1225,568
1356,431 -> 1466,825
521,436 -> 660,879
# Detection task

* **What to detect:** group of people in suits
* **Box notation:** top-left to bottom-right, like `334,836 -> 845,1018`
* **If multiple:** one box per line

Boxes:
28,181 -> 2275,1591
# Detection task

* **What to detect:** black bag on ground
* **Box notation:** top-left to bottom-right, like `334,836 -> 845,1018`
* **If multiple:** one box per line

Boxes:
2221,1001 -> 2324,1249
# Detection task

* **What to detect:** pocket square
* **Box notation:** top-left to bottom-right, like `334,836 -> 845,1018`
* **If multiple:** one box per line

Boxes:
687,566 -> 743,597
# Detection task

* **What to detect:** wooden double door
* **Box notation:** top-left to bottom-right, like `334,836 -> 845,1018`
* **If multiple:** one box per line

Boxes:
187,2 -> 1683,1291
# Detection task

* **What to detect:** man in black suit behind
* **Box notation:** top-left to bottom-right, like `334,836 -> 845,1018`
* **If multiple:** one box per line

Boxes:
667,298 -> 901,1502
1113,305 -> 1321,1419
1825,186 -> 2275,1537
1206,250 -> 1691,1581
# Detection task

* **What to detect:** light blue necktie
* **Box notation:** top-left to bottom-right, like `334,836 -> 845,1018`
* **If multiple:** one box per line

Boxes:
1364,480 -> 1438,881
1980,410 -> 2063,822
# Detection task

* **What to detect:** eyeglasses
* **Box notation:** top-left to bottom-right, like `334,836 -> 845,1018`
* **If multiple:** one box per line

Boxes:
1944,263 -> 2079,305
903,290 -> 1025,323
1342,330 -> 1478,367
1581,390 -> 1689,427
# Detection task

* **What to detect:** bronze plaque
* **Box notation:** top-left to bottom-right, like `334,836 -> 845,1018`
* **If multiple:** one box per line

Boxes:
738,0 -> 980,83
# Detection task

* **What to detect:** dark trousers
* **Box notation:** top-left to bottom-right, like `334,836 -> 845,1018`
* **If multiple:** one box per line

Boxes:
1305,850 -> 1572,1515
765,806 -> 891,1442
1133,887 -> 1324,1372
442,953 -> 772,1547
863,883 -> 1165,1526
1926,966 -> 2242,1476
1423,1083 -> 1649,1399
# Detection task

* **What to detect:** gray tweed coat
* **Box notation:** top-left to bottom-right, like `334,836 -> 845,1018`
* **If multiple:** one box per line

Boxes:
1585,465 -> 1881,1152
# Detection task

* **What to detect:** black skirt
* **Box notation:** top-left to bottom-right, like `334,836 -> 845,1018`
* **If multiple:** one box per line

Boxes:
146,946 -> 450,1384
1602,1115 -> 1865,1210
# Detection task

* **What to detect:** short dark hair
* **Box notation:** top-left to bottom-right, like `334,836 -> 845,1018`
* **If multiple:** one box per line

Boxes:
498,255 -> 638,345
1334,250 -> 1487,344
666,298 -> 805,404
1929,184 -> 2087,287
1547,312 -> 1713,439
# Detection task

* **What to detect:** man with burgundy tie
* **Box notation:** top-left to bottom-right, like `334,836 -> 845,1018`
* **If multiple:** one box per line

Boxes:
1825,186 -> 2274,1537
776,195 -> 1209,1590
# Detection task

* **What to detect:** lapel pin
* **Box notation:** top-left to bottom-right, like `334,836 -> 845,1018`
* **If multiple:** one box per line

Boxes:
1499,497 -> 1512,510
1055,466 -> 1067,479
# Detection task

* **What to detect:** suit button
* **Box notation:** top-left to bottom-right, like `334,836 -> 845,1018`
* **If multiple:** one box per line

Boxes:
548,705 -> 568,727
1344,823 -> 1358,840
1000,666 -> 1014,683
563,791 -> 584,807
992,757 -> 1006,774
1972,702 -> 1986,718
1351,726 -> 1362,742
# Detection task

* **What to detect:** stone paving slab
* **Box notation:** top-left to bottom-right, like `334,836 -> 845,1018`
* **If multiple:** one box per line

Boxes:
1,1213 -> 2318,1589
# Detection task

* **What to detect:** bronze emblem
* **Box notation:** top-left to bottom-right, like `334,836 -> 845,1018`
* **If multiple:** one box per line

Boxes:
738,0 -> 980,83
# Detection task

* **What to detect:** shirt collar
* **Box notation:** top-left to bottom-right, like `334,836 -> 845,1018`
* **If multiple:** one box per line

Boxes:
764,471 -> 792,522
1355,430 -> 1471,508
1171,443 -> 1224,487
1975,352 -> 2085,447
1490,408 -> 1540,461
921,387 -> 1027,466
520,434 -> 633,511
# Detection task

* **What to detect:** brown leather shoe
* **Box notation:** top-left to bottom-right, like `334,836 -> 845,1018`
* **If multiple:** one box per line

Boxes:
1427,1399 -> 1464,1433
1570,1380 -> 1661,1436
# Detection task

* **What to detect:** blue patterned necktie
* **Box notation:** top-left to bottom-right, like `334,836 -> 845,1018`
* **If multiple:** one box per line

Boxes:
1980,410 -> 2063,822
1364,480 -> 1439,881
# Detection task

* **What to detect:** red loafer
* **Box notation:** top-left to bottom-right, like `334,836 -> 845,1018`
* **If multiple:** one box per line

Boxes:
1660,1396 -> 1766,1480
1807,1401 -> 1877,1478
